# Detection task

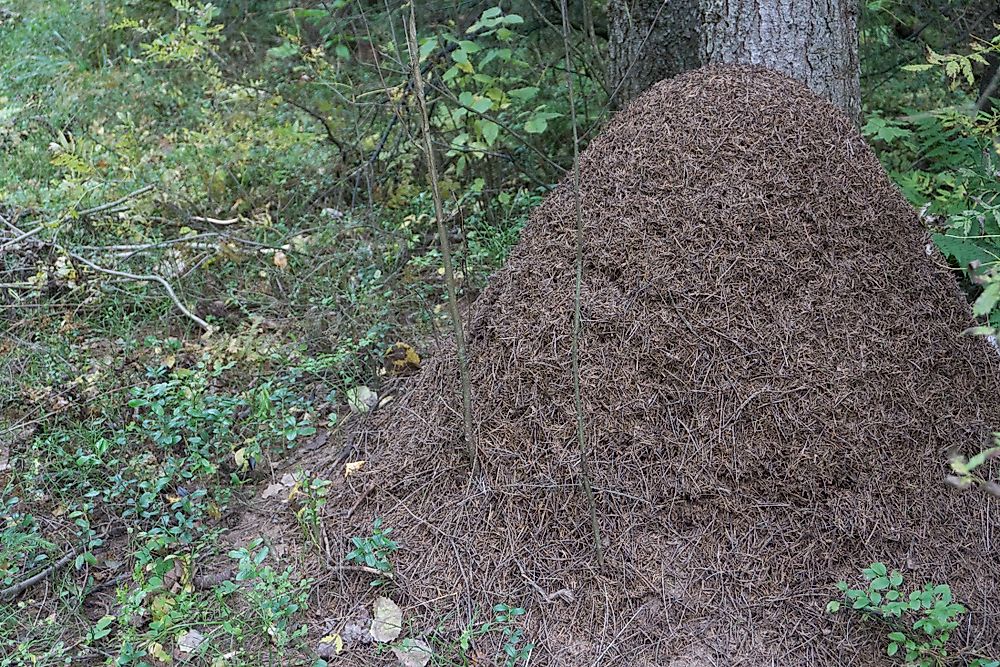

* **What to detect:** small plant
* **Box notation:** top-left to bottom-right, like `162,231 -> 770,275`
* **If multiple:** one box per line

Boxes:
828,562 -> 997,666
945,440 -> 1000,495
451,603 -> 534,666
346,518 -> 399,586
291,472 -> 331,549
224,539 -> 311,649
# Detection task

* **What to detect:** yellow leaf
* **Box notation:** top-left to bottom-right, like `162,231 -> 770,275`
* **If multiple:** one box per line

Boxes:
273,250 -> 288,269
151,594 -> 176,622
384,342 -> 421,375
319,633 -> 344,655
233,447 -> 248,470
344,460 -> 366,477
148,641 -> 173,663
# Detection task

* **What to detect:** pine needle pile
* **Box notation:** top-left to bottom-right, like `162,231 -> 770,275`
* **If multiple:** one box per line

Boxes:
321,65 -> 1000,665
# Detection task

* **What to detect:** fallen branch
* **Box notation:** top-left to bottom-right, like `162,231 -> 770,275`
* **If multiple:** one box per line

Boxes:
68,251 -> 211,331
77,184 -> 155,219
0,544 -> 83,601
0,224 -> 44,250
189,215 -> 241,226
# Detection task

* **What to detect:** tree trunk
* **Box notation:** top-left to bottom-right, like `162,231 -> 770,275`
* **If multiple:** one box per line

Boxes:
607,0 -> 861,122
607,0 -> 702,106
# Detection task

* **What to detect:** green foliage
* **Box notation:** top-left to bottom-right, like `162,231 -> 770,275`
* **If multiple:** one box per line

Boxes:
346,518 -> 399,586
945,434 -> 1000,494
444,603 -> 533,666
292,472 -> 332,549
224,539 -> 312,649
864,18 -> 1000,330
828,563 -> 996,666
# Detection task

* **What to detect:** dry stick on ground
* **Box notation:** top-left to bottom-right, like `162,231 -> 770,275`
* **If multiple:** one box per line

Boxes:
76,184 -> 154,219
0,546 -> 82,601
0,208 -> 210,331
405,5 -> 477,468
559,0 -> 604,566
67,251 -> 211,332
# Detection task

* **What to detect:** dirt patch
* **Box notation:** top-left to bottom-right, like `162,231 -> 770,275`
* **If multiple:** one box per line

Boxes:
312,65 -> 1000,664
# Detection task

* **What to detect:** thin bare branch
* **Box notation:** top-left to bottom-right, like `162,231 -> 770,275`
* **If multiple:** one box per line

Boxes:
560,0 -> 603,566
406,4 -> 477,469
67,251 -> 211,331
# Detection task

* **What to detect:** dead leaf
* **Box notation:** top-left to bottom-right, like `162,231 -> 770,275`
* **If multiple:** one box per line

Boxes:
384,342 -> 421,375
261,483 -> 285,499
232,447 -> 249,470
317,633 -> 345,658
370,596 -> 403,643
392,638 -> 432,667
148,641 -> 172,664
347,386 -> 378,414
177,629 -> 205,654
273,250 -> 288,269
344,460 -> 366,477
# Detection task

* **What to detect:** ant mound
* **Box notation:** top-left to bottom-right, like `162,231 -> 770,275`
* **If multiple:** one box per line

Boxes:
325,66 -> 1000,664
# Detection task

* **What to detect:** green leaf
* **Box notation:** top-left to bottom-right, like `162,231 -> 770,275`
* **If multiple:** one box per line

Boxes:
508,86 -> 539,101
825,600 -> 841,613
523,111 -> 560,134
471,97 -> 493,114
267,42 -> 298,59
481,120 -> 500,146
974,282 -> 1000,317
887,642 -> 898,656
888,632 -> 906,642
871,576 -> 890,590
902,63 -> 934,72
418,37 -> 437,61
871,562 -> 887,577
523,117 -> 547,134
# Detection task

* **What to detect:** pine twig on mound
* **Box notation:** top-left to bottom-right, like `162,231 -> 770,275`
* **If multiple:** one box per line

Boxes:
405,5 -> 476,468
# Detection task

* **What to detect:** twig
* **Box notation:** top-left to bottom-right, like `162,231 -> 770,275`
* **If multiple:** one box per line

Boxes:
406,5 -> 477,468
328,563 -> 394,579
76,184 -> 155,218
0,224 -> 43,250
559,0 -> 603,566
189,215 -> 240,226
67,251 -> 211,331
0,545 -> 83,600
347,482 -> 375,518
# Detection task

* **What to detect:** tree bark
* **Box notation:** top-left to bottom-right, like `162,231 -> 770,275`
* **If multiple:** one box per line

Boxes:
607,0 -> 702,105
607,0 -> 861,122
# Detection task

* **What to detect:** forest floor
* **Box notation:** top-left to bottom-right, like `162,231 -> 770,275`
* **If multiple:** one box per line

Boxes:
4,1 -> 1000,666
